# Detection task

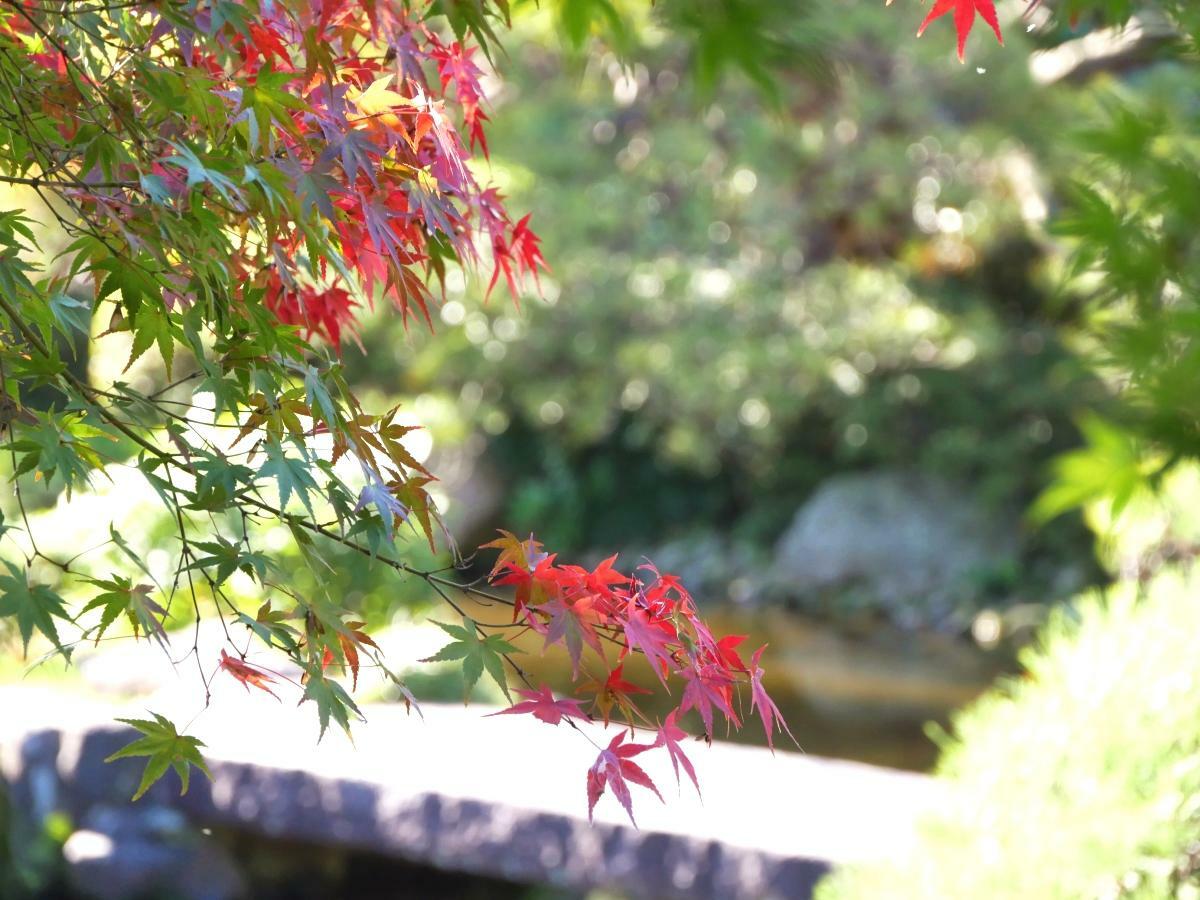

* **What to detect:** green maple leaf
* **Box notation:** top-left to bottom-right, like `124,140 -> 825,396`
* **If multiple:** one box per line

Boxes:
163,142 -> 243,204
78,575 -> 168,647
125,304 -> 176,376
0,560 -> 70,655
234,601 -> 300,654
300,667 -> 364,741
105,713 -> 210,801
187,536 -> 269,586
257,441 -> 318,514
48,292 -> 92,339
239,65 -> 308,149
422,617 -> 516,702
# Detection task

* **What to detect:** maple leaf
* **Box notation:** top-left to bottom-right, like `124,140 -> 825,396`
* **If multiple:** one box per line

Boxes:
621,603 -> 678,687
246,22 -> 292,69
679,661 -> 741,740
79,576 -> 168,648
105,713 -> 210,802
487,685 -> 587,726
489,537 -> 558,621
0,560 -> 70,654
265,281 -> 359,347
714,634 -> 749,673
483,530 -> 546,575
185,535 -> 269,586
319,620 -> 379,691
465,105 -> 490,157
586,730 -> 663,826
347,74 -> 410,119
749,645 -> 798,753
655,710 -> 701,797
256,441 -> 319,515
537,595 -> 605,679
219,649 -> 281,700
385,473 -> 442,552
235,600 -> 301,655
575,553 -> 630,604
300,666 -> 365,740
488,213 -> 549,301
579,662 -> 651,727
913,0 -> 1003,62
422,617 -> 516,702
353,477 -> 408,538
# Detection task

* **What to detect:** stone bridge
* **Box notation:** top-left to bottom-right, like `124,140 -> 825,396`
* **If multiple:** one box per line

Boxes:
0,685 -> 938,899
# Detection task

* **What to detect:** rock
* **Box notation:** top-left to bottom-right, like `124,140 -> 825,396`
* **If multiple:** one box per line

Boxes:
770,471 -> 1018,629
618,532 -> 767,607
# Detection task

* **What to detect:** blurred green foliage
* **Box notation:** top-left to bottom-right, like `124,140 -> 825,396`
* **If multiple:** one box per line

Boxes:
818,567 -> 1200,899
1041,61 -> 1200,505
0,780 -> 71,897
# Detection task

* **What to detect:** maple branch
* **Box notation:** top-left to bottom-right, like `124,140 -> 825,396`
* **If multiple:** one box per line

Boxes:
0,173 -> 139,190
0,289 -> 546,674
164,464 -> 214,707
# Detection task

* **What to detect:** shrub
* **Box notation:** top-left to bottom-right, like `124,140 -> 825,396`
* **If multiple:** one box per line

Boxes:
820,568 -> 1200,899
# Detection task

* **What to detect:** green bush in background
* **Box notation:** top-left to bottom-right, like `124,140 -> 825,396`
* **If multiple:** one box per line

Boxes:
820,565 -> 1200,900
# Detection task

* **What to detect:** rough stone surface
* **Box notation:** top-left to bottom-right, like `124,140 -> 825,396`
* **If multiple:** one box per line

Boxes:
63,806 -> 245,900
0,686 -> 940,899
771,470 -> 1018,628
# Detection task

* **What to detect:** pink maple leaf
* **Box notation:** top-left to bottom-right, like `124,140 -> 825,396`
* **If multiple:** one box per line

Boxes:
586,730 -> 662,826
655,709 -> 701,797
749,644 -> 798,752
621,603 -> 677,687
537,596 -> 605,679
679,661 -> 740,740
487,685 -> 587,726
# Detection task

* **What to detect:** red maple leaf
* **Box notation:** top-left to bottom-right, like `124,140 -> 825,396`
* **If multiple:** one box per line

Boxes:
245,23 -> 293,69
264,280 -> 359,347
749,644 -> 798,753
491,552 -> 559,623
565,554 -> 630,607
714,634 -> 749,673
586,730 -> 662,825
621,603 -> 678,687
219,649 -> 280,700
914,0 -> 1003,62
487,213 -> 549,302
654,710 -> 701,797
486,685 -> 587,726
